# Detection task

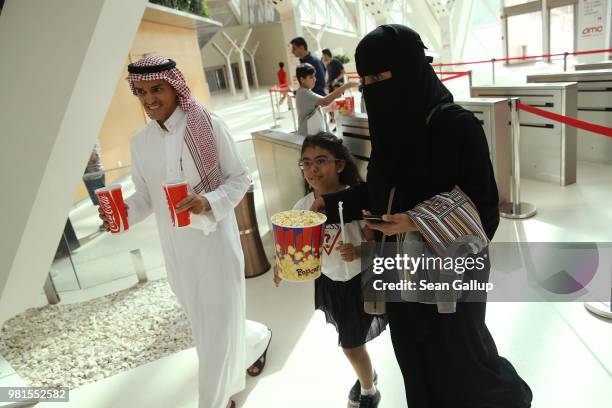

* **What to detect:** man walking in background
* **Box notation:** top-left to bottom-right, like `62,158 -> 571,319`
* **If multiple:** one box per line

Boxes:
290,37 -> 327,96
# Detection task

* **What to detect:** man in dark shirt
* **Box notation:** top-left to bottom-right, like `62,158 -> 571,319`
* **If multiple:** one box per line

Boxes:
290,37 -> 326,96
321,48 -> 346,93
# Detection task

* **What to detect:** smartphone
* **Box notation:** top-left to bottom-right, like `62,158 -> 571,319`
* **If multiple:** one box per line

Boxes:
363,214 -> 386,223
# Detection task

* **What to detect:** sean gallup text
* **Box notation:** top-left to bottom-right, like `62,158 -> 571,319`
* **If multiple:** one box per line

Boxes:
372,279 -> 494,292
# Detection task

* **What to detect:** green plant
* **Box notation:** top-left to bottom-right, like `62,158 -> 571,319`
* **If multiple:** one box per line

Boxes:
190,0 -> 208,16
178,0 -> 190,12
334,54 -> 350,64
149,0 -> 210,18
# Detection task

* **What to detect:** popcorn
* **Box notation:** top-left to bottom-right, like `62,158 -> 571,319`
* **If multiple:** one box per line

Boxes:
271,210 -> 327,282
271,210 -> 326,228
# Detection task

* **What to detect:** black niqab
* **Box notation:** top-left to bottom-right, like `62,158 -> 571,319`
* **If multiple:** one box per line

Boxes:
355,25 -> 453,214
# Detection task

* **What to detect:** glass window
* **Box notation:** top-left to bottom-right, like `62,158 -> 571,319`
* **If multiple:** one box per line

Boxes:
462,0 -> 503,61
504,0 -> 535,6
550,5 -> 575,54
507,11 -> 543,61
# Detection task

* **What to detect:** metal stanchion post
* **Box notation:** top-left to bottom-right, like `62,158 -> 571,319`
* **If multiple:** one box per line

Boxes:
130,249 -> 148,284
269,89 -> 280,129
500,98 -> 537,219
274,89 -> 284,119
468,70 -> 473,90
563,52 -> 569,72
491,58 -> 496,84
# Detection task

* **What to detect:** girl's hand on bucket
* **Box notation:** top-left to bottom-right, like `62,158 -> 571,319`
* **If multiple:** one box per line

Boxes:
273,265 -> 282,287
309,197 -> 326,213
272,254 -> 282,287
337,242 -> 359,262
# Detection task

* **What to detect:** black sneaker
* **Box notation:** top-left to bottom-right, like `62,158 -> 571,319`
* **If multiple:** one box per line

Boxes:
348,372 -> 378,407
359,390 -> 381,408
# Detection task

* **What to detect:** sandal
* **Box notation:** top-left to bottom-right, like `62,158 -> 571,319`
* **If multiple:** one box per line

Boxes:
246,329 -> 272,377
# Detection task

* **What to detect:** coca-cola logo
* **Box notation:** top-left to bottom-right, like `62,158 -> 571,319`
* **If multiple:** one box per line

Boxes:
582,25 -> 603,35
99,194 -> 120,232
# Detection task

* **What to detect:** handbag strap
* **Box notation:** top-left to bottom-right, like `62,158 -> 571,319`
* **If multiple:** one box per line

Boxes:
379,187 -> 396,249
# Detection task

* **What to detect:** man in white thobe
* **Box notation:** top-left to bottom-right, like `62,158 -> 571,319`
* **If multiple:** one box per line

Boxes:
108,56 -> 271,408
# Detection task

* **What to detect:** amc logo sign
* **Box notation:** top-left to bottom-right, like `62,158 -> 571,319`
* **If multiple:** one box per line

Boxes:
582,25 -> 604,35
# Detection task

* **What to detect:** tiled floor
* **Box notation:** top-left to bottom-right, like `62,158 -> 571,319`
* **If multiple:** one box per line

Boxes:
18,84 -> 612,407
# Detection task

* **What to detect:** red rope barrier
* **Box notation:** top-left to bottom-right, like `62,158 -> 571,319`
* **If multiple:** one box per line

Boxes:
347,71 -> 471,79
517,102 -> 612,138
437,71 -> 471,75
573,48 -> 612,56
440,72 -> 471,83
269,88 -> 289,94
348,49 -> 610,69
432,58 -> 493,68
432,48 -> 612,68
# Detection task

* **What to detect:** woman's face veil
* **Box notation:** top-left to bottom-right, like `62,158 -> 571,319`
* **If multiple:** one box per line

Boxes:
355,24 -> 453,210
355,24 -> 451,147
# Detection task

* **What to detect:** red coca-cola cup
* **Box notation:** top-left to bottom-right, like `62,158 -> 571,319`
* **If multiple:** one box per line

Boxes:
163,179 -> 191,228
95,184 -> 129,234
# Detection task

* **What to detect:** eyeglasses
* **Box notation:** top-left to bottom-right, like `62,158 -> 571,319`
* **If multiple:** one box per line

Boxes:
298,157 -> 341,170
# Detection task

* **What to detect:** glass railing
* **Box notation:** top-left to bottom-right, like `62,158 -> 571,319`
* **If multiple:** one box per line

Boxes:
49,166 -> 165,295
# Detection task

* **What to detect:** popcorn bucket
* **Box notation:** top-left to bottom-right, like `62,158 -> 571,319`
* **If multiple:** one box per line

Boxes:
95,184 -> 129,234
163,179 -> 191,228
337,96 -> 355,116
271,210 -> 327,282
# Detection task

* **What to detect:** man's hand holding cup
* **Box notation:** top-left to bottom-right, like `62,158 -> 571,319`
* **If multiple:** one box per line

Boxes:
175,194 -> 211,215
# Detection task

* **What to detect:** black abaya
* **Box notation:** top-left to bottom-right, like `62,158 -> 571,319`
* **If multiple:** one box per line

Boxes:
322,24 -> 532,408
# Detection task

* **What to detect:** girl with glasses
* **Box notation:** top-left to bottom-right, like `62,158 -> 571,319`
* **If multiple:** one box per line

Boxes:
274,132 -> 386,408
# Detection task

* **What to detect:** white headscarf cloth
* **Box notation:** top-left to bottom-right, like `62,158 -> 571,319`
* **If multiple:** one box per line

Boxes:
127,55 -> 222,194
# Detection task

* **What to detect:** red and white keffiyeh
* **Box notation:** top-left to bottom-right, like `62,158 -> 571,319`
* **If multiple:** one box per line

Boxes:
127,55 -> 222,194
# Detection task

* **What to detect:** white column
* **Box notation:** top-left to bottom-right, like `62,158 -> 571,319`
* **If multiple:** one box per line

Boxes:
223,28 -> 253,99
356,0 -> 367,37
0,0 -> 148,325
304,23 -> 328,54
451,0 -> 476,62
439,13 -> 453,65
211,42 -> 237,95
244,41 -> 260,89
272,0 -> 304,88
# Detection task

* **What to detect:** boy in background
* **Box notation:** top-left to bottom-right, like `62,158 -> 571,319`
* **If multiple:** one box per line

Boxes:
295,63 -> 357,136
